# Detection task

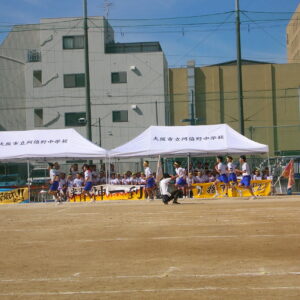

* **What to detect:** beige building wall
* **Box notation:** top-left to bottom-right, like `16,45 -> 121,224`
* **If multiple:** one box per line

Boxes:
287,4 -> 300,63
170,62 -> 300,156
169,68 -> 188,125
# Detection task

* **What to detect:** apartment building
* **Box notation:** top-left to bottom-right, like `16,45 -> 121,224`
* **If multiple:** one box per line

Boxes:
287,4 -> 300,63
0,17 -> 169,149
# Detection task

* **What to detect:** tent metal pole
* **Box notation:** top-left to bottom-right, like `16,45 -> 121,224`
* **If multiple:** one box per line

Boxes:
27,160 -> 31,203
267,154 -> 273,195
105,156 -> 108,186
108,156 -> 111,184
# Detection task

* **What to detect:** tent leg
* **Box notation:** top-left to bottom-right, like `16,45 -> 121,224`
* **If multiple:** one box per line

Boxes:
267,154 -> 274,195
27,160 -> 31,203
108,156 -> 111,183
105,157 -> 108,184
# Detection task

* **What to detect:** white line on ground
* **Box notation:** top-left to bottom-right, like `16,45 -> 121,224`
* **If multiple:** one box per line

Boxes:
1,286 -> 300,296
1,271 -> 299,283
19,233 -> 300,244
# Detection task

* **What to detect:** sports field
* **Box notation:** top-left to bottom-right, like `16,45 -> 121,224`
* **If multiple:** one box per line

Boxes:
0,197 -> 300,299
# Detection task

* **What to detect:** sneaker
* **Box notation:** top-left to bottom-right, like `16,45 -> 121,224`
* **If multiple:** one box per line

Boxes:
172,201 -> 181,204
223,194 -> 229,198
249,196 -> 257,200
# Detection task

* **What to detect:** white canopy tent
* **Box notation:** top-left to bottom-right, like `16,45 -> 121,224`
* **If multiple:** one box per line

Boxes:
0,128 -> 108,202
109,124 -> 269,158
0,128 -> 107,162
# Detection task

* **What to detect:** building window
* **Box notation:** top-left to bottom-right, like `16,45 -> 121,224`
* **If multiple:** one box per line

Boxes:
33,70 -> 42,88
111,72 -> 127,84
64,74 -> 85,88
112,110 -> 128,122
34,109 -> 43,127
63,36 -> 84,49
27,49 -> 41,62
65,112 -> 86,127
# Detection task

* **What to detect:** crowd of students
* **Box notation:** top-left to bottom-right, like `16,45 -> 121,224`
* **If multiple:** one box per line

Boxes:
47,155 -> 271,203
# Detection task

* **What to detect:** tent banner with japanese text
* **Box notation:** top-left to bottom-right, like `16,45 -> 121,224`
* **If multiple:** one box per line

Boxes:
68,185 -> 146,202
191,180 -> 272,198
0,187 -> 29,204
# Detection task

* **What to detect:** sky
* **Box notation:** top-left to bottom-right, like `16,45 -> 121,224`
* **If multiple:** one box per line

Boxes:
0,0 -> 299,67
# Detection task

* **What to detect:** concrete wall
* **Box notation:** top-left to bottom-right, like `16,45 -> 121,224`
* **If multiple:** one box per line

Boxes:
0,24 -> 40,131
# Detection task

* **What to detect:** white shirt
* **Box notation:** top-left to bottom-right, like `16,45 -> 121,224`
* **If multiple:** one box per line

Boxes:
73,178 -> 83,187
201,174 -> 209,183
58,178 -> 66,190
227,162 -> 236,173
242,162 -> 251,176
252,175 -> 262,180
144,167 -> 152,178
122,178 -> 132,185
67,179 -> 74,188
186,176 -> 195,185
160,178 -> 172,196
109,178 -> 120,185
175,167 -> 186,178
196,175 -> 206,183
131,178 -> 139,185
140,178 -> 147,185
84,170 -> 92,182
50,169 -> 59,181
217,162 -> 227,175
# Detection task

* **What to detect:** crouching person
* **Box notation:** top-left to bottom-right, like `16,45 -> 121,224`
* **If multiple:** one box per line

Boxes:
159,173 -> 181,205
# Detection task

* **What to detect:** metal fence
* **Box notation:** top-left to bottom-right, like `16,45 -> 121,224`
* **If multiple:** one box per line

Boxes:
0,155 -> 299,202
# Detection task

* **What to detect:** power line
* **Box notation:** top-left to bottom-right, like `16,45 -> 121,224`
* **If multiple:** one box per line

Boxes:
0,93 -> 299,111
241,11 -> 287,49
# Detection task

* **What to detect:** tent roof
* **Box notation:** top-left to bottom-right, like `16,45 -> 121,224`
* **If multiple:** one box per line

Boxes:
0,128 -> 107,162
109,124 -> 269,158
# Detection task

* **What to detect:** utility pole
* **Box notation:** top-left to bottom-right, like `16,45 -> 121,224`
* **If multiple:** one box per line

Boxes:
83,0 -> 92,141
191,90 -> 195,125
235,0 -> 244,135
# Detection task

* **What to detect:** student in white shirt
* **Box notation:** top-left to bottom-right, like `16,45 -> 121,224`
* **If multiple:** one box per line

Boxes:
213,156 -> 229,197
143,161 -> 156,200
226,155 -> 238,194
160,173 -> 180,205
82,164 -> 94,201
226,156 -> 237,183
48,162 -> 61,203
98,171 -> 106,185
174,161 -> 187,198
140,173 -> 147,185
252,169 -> 262,181
109,173 -> 120,185
73,173 -> 84,187
58,172 -> 67,200
236,155 -> 256,199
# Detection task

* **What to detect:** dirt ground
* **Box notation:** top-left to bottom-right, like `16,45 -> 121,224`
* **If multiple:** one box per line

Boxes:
0,196 -> 300,300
